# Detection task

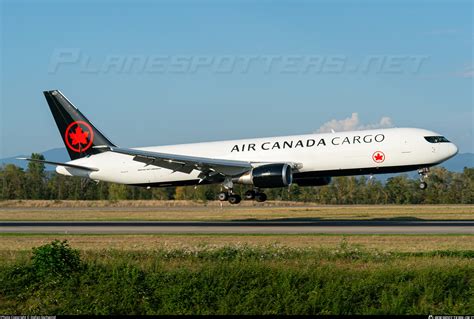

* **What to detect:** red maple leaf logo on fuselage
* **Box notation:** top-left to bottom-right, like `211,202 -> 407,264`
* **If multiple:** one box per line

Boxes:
372,151 -> 385,163
69,126 -> 89,146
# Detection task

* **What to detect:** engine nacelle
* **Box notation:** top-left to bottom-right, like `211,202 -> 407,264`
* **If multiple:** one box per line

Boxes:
234,163 -> 293,188
294,176 -> 332,186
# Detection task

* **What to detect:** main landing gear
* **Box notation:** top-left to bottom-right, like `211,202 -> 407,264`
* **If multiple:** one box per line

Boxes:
418,168 -> 429,190
244,190 -> 267,203
218,177 -> 267,204
218,189 -> 267,204
217,191 -> 242,204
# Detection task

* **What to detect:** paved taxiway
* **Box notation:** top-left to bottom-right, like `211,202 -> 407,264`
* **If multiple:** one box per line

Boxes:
1,220 -> 473,234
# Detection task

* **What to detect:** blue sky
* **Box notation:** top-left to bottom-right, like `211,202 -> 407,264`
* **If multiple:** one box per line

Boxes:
1,0 -> 472,158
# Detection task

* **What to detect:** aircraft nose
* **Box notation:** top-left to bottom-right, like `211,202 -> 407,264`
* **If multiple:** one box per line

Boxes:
448,143 -> 458,158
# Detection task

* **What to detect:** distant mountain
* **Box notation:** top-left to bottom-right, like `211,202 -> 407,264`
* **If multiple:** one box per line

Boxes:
1,148 -> 473,173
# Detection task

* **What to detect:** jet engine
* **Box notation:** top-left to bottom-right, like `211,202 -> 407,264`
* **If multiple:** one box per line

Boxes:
234,163 -> 293,188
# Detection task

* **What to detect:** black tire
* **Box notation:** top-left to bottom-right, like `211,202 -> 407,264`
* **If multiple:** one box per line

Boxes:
217,192 -> 228,201
228,194 -> 242,204
255,192 -> 267,202
244,190 -> 256,200
419,182 -> 428,190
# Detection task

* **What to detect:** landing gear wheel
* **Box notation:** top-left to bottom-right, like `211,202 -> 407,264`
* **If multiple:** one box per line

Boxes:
418,168 -> 429,191
217,192 -> 229,201
255,192 -> 267,203
228,194 -> 242,204
244,190 -> 256,200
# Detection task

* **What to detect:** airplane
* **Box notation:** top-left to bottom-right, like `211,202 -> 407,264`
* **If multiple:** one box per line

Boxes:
20,90 -> 459,204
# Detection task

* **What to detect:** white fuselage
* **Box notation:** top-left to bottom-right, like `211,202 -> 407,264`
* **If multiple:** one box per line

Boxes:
57,127 -> 458,186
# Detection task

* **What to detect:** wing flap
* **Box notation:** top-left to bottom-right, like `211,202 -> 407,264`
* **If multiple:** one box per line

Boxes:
106,146 -> 252,176
132,155 -> 195,174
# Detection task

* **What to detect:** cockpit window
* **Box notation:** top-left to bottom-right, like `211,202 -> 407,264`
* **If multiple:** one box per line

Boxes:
424,136 -> 450,143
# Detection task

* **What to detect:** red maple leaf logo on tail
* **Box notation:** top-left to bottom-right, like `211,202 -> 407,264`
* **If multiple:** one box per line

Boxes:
69,126 -> 89,146
65,121 -> 94,152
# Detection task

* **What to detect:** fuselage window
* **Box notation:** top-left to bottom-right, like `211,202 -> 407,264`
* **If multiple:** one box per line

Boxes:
424,136 -> 450,143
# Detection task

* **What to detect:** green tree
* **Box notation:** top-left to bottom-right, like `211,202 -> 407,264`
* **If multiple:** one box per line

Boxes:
365,178 -> 387,204
108,183 -> 130,200
385,175 -> 415,204
25,153 -> 46,199
1,164 -> 26,199
422,167 -> 452,204
174,186 -> 188,200
152,187 -> 175,200
459,168 -> 474,204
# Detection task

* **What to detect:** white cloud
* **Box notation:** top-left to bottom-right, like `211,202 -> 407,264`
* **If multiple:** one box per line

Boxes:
316,113 -> 360,133
316,113 -> 394,133
359,116 -> 393,130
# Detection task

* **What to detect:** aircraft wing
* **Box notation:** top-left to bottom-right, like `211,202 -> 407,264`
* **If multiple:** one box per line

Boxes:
104,146 -> 253,177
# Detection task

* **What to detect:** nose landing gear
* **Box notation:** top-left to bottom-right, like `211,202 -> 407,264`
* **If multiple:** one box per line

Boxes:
418,168 -> 429,190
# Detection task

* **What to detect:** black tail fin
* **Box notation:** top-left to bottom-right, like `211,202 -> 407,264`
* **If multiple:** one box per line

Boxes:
43,90 -> 116,160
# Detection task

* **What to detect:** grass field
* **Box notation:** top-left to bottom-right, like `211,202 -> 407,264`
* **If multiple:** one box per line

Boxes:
0,234 -> 473,256
1,241 -> 472,315
1,201 -> 473,314
0,200 -> 472,221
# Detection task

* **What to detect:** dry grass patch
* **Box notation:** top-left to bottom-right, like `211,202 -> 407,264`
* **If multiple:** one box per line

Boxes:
0,201 -> 472,221
0,234 -> 472,254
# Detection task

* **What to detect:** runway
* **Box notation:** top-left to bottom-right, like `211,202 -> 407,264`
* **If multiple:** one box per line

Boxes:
1,220 -> 473,234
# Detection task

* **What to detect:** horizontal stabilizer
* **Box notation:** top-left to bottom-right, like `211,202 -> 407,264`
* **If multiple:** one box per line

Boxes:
17,158 -> 99,172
